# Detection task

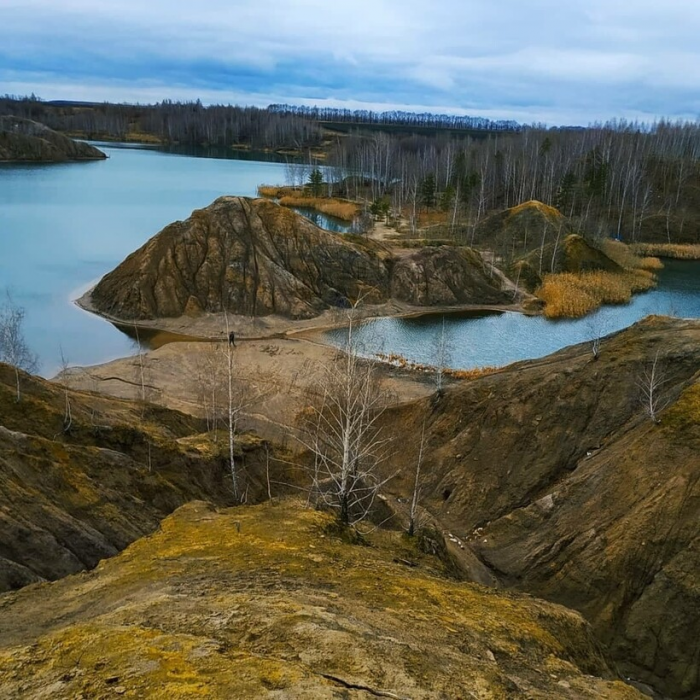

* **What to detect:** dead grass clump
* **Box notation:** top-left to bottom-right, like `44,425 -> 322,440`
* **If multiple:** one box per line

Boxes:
279,196 -> 359,221
631,243 -> 700,260
508,200 -> 563,222
258,185 -> 282,198
637,257 -> 664,271
448,366 -> 497,380
537,269 -> 658,319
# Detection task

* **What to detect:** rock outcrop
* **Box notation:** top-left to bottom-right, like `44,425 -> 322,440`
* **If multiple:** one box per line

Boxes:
0,116 -> 106,162
0,499 -> 643,699
0,363 -> 282,592
390,246 -> 509,306
89,196 -> 510,321
385,316 -> 700,698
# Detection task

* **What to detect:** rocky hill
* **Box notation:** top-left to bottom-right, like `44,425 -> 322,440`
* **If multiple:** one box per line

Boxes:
384,316 -> 700,698
0,499 -> 643,699
88,196 -> 511,321
0,363 -> 286,592
0,116 -> 106,162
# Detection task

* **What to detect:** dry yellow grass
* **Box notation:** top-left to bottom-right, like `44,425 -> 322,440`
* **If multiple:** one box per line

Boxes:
278,196 -> 359,221
257,185 -> 305,198
508,200 -> 563,221
600,240 -> 663,271
537,270 -> 657,319
631,243 -> 700,260
257,185 -> 283,197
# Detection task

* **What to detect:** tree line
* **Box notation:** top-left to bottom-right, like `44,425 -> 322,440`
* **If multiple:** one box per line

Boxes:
268,103 -> 520,132
3,94 -> 699,243
322,120 -> 700,245
0,95 -> 324,150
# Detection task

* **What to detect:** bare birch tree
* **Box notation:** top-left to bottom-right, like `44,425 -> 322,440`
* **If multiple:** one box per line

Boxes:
637,351 -> 668,424
408,418 -> 427,536
0,291 -> 38,401
299,305 -> 394,526
586,315 -> 610,361
59,346 -> 72,433
432,317 -> 454,396
223,313 -> 240,500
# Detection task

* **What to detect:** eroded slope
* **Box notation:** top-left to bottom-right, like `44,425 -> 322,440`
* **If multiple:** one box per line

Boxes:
0,500 -> 642,699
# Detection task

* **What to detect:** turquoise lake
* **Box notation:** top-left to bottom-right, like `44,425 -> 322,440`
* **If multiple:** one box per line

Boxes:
0,142 -> 698,377
325,259 -> 700,369
0,143 -> 290,375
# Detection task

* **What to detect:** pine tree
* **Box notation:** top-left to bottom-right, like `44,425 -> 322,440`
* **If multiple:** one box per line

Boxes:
308,168 -> 324,197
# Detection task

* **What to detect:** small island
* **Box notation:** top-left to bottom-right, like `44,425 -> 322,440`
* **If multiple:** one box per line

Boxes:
0,116 -> 106,162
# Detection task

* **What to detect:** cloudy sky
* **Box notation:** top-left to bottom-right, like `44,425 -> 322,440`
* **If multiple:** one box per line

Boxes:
2,0 -> 699,125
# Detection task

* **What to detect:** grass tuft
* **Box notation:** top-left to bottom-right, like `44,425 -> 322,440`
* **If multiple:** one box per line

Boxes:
278,196 -> 359,221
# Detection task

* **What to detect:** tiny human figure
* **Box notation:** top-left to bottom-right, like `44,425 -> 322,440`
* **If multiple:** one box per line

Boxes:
228,331 -> 236,346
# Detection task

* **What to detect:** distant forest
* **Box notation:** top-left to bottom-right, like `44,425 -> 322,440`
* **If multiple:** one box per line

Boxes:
0,95 -> 518,149
2,95 -> 699,245
321,120 -> 700,246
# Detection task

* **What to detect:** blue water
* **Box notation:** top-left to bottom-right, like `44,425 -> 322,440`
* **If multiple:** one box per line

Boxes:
291,207 -> 353,234
0,143 -> 291,375
2,142 -> 698,377
325,260 -> 700,369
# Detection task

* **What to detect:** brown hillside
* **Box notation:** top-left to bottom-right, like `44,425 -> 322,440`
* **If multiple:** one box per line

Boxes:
89,196 -> 510,321
0,116 -> 106,162
0,363 -> 285,592
383,316 -> 700,698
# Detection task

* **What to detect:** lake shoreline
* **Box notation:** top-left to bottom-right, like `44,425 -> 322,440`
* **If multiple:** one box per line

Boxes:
75,284 -> 531,347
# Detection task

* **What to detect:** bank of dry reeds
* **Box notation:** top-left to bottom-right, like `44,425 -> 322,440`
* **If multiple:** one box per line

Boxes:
600,240 -> 664,271
278,196 -> 359,221
631,243 -> 700,260
537,270 -> 657,319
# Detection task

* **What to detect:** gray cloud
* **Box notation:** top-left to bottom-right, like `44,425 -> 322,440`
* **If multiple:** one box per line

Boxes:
2,0 -> 699,124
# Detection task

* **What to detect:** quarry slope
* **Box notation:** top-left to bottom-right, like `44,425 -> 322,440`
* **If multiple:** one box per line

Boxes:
88,196 -> 511,321
0,499 -> 642,699
0,116 -> 106,162
385,316 -> 700,698
0,363 -> 281,592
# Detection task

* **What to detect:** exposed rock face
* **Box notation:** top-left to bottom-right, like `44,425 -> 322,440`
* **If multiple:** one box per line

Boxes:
385,316 -> 700,698
390,246 -> 509,306
0,116 -> 106,161
89,197 -> 510,321
0,363 -> 277,592
0,499 -> 643,699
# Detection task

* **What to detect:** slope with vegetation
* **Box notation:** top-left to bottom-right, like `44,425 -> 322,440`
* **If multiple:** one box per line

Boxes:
0,499 -> 643,699
0,116 -> 106,162
0,362 -> 286,592
383,316 -> 700,698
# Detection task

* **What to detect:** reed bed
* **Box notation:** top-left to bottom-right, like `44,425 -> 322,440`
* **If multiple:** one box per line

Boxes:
278,196 -> 359,221
631,243 -> 700,260
257,185 -> 283,197
537,270 -> 657,319
600,239 -> 664,271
